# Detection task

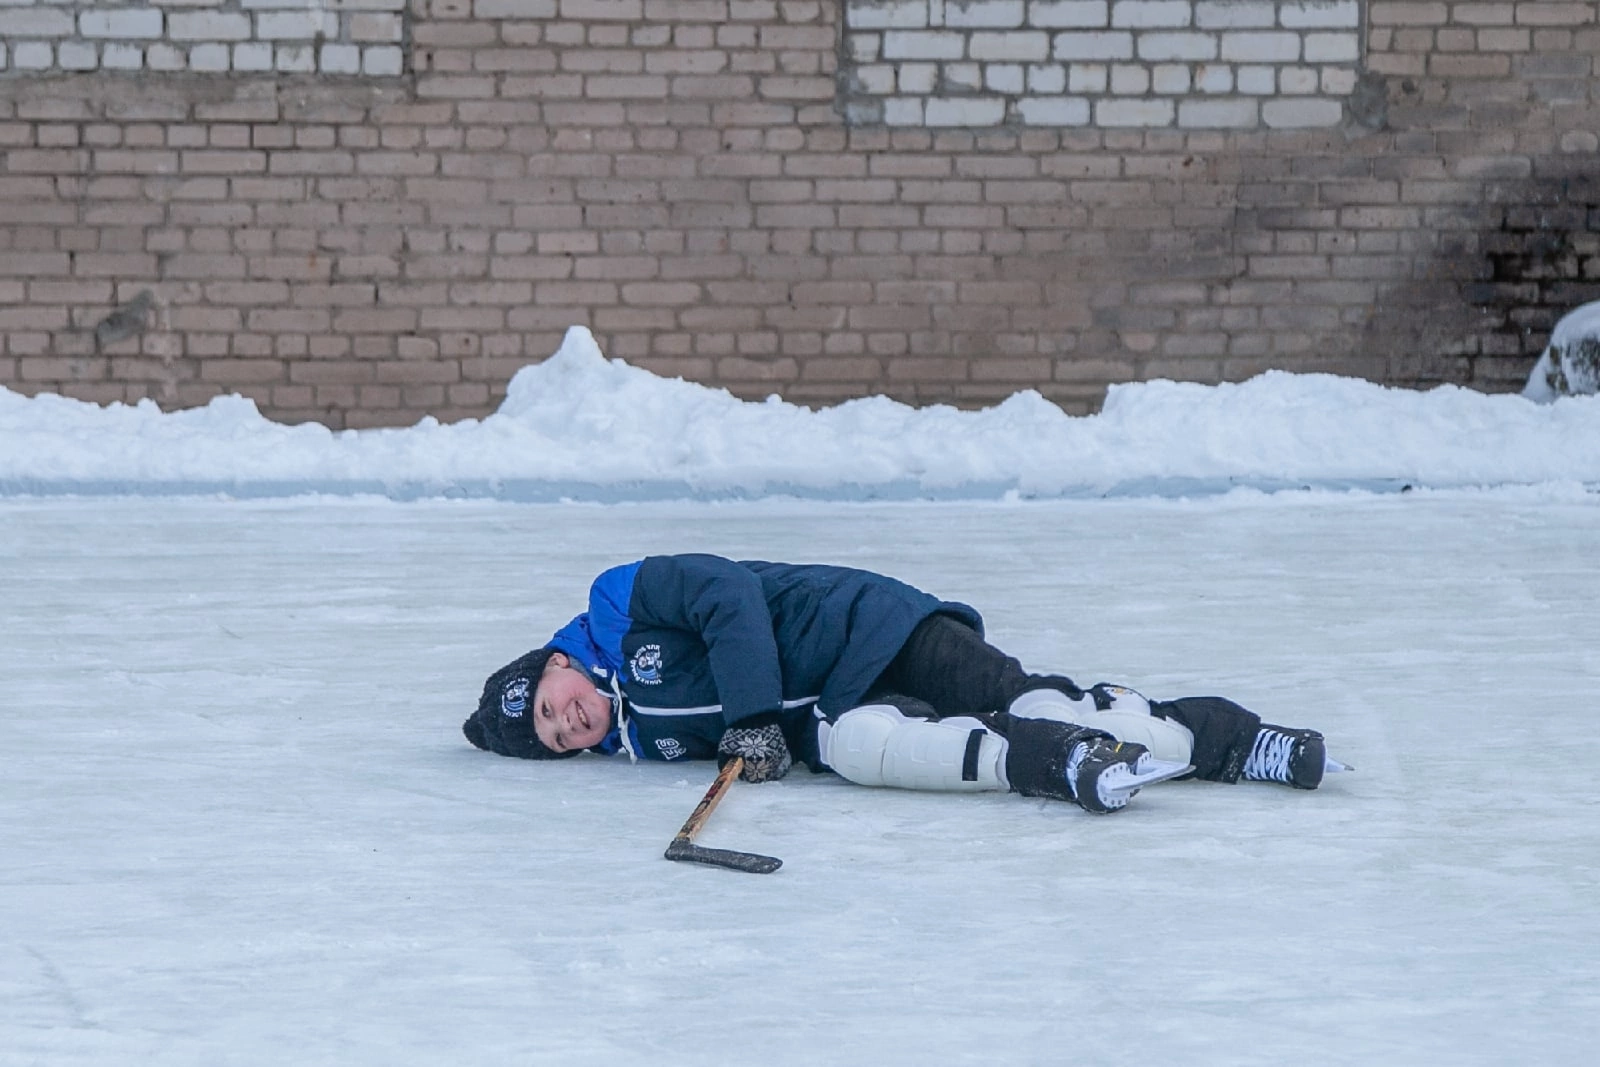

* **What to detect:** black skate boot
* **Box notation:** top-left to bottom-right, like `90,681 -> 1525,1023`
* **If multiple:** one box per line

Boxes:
1241,724 -> 1328,789
1065,736 -> 1189,814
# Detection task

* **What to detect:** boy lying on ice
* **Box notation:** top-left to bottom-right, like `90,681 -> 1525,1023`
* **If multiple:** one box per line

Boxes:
463,554 -> 1346,814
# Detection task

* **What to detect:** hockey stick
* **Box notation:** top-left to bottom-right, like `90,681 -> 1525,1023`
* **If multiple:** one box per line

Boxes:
663,756 -> 783,874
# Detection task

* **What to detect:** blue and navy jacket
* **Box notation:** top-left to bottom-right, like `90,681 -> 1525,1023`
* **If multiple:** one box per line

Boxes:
546,554 -> 982,764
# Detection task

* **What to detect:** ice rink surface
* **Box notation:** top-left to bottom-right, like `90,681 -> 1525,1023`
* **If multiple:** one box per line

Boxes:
4,490 -> 1599,1065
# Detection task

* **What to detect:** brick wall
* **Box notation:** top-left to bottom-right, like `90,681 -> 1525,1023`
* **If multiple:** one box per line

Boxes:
1,0 -> 1597,428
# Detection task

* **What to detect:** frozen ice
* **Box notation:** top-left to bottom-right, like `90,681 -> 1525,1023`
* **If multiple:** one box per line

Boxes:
4,332 -> 1600,1063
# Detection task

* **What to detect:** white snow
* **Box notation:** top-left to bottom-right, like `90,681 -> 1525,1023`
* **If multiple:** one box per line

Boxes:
1524,299 -> 1600,402
4,331 -> 1600,1064
4,325 -> 1600,499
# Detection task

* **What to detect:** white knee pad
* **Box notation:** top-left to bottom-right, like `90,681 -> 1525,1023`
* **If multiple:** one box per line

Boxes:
1009,685 -> 1191,765
1074,711 -> 1193,765
822,704 -> 1009,793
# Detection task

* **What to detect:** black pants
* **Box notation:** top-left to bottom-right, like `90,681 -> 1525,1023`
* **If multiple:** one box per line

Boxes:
862,613 -> 1262,782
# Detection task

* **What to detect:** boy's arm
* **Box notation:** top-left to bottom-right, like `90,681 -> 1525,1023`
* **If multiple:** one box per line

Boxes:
595,554 -> 786,728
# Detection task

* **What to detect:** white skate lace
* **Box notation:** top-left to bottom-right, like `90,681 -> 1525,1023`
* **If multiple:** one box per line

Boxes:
1243,728 -> 1294,782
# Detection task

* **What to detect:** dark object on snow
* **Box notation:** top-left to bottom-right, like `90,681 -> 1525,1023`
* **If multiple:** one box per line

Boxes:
462,647 -> 577,760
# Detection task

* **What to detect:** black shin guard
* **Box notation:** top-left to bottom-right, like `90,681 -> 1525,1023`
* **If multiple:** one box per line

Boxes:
1150,696 -> 1261,782
1003,716 -> 1110,802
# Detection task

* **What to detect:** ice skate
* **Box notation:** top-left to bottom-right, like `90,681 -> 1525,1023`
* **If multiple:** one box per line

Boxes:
1065,737 -> 1193,814
1241,725 -> 1349,789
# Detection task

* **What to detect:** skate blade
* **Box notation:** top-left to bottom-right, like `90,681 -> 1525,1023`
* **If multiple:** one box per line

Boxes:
1325,757 -> 1353,773
1100,760 -> 1195,807
1127,759 -> 1194,788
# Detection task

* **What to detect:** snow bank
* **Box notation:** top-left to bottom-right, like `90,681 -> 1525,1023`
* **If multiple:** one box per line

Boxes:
3,326 -> 1598,500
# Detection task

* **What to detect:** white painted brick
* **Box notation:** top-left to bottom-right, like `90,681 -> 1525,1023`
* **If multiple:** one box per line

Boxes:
855,63 -> 896,93
277,44 -> 316,72
1139,31 -> 1217,60
1279,65 -> 1318,93
1052,31 -> 1132,60
147,42 -> 186,71
1320,66 -> 1357,94
1110,63 -> 1148,92
847,1 -> 930,30
188,42 -> 230,71
103,42 -> 146,69
1221,31 -> 1300,62
969,30 -> 1050,61
883,96 -> 925,124
320,43 -> 362,74
14,41 -> 52,68
883,30 -> 966,60
845,100 -> 885,124
169,11 -> 252,41
362,46 -> 403,76
899,62 -> 938,92
259,11 -> 337,40
1110,0 -> 1189,28
986,62 -> 1026,92
80,9 -> 164,39
350,12 -> 403,43
1178,97 -> 1258,127
1030,0 -> 1107,28
475,0 -> 559,15
1017,95 -> 1090,124
1096,98 -> 1174,125
847,32 -> 882,62
1027,62 -> 1066,92
944,62 -> 982,89
147,42 -> 186,70
1195,1 -> 1274,29
925,96 -> 1007,125
1280,0 -> 1359,29
1068,61 -> 1106,91
1236,65 -> 1274,93
58,39 -> 97,69
947,0 -> 1024,27
0,9 -> 73,36
235,41 -> 274,71
1196,62 -> 1233,92
1303,32 -> 1358,62
1152,63 -> 1191,92
1261,97 -> 1343,127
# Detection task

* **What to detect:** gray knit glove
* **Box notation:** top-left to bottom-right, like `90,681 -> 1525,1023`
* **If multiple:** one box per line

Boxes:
717,714 -> 792,783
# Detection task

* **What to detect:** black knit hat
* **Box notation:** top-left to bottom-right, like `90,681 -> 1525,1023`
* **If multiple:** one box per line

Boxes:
462,648 -> 580,760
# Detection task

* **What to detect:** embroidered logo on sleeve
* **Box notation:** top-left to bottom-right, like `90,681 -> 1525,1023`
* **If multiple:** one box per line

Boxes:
629,643 -> 664,685
655,737 -> 687,759
500,676 -> 529,718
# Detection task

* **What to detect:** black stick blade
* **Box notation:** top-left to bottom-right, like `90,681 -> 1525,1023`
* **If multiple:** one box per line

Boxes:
664,839 -> 782,874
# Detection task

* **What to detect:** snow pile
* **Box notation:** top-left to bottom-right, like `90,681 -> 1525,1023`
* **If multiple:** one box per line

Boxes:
1524,299 -> 1600,402
3,325 -> 1599,500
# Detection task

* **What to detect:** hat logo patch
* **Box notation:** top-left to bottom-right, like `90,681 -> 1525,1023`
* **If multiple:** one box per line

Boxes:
630,644 -> 663,685
655,737 -> 686,759
500,676 -> 530,718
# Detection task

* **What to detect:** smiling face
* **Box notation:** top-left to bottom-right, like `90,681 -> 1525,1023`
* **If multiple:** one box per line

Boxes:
532,652 -> 612,754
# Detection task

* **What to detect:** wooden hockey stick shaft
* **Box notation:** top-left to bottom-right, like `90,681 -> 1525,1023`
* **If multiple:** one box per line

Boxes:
663,756 -> 783,874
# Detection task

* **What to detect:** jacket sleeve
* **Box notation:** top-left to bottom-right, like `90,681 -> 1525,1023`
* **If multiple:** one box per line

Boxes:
627,554 -> 784,728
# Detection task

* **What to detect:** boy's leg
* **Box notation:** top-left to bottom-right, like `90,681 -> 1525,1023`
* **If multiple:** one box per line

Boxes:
868,612 -> 1081,719
820,698 -> 1188,814
873,614 -> 1340,789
